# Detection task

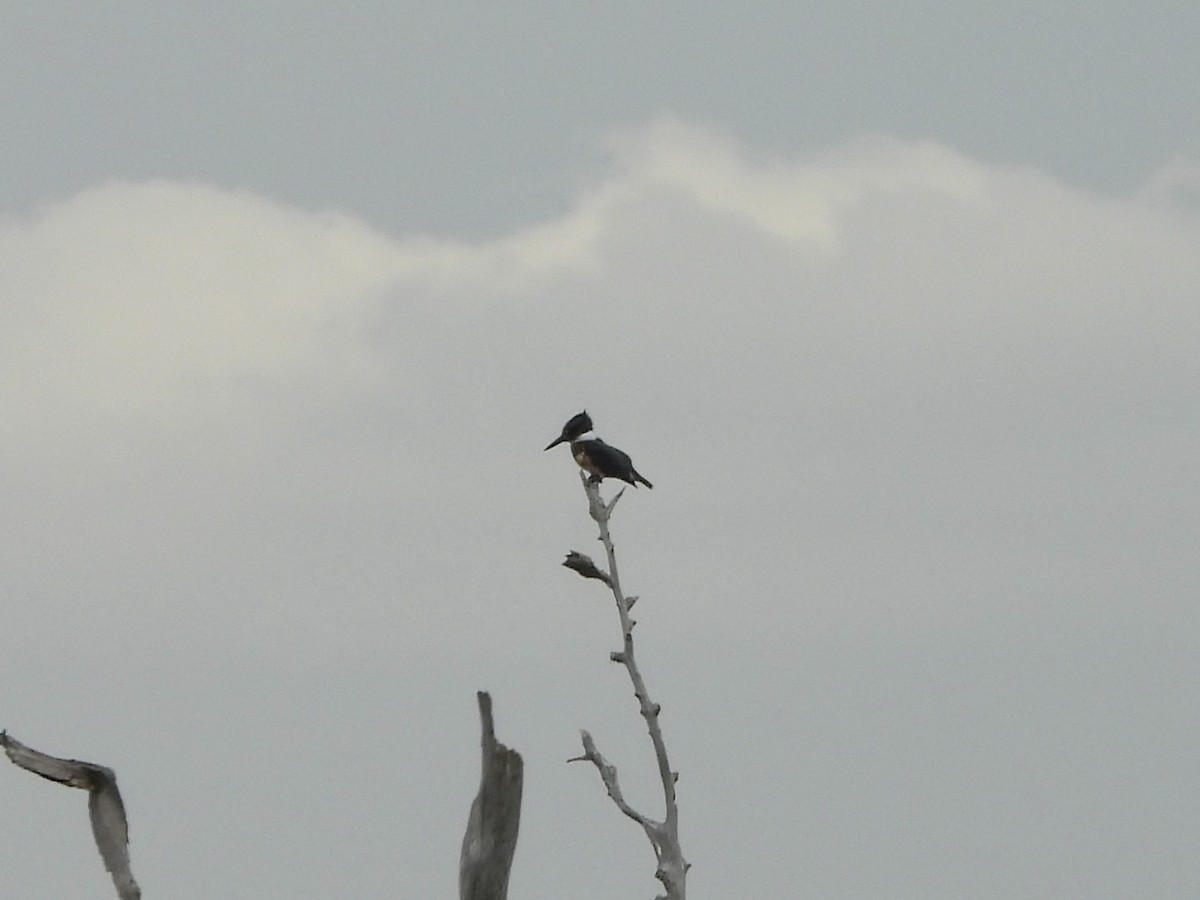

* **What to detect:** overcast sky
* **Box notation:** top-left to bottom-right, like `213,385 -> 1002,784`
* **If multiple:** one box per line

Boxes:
1,4 -> 1198,899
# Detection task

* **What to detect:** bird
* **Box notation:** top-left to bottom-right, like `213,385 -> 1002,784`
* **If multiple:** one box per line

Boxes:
0,730 -> 141,900
544,410 -> 653,488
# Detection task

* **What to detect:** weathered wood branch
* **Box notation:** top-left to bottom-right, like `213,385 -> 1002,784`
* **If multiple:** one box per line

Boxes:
0,730 -> 141,900
563,471 -> 688,900
561,550 -> 613,586
459,692 -> 523,900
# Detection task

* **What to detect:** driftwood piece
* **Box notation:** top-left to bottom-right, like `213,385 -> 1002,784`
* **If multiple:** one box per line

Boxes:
459,692 -> 523,900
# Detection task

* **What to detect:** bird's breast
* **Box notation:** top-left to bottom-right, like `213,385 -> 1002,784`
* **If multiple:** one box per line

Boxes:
571,443 -> 603,477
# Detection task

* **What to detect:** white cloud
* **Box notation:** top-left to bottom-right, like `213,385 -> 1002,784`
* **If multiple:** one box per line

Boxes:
0,181 -> 410,417
5,123 -> 1192,411
3,122 -> 1196,487
606,118 -> 991,248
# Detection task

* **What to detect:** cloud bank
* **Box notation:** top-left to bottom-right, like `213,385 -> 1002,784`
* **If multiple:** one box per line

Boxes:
2,121 -> 1197,899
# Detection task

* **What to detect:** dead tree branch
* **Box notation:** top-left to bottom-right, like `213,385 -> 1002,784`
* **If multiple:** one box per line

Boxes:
561,550 -> 613,587
0,730 -> 141,900
459,692 -> 523,900
563,471 -> 688,900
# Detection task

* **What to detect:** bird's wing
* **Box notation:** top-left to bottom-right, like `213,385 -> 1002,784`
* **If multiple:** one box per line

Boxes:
0,731 -> 95,789
89,779 -> 141,900
590,439 -> 634,470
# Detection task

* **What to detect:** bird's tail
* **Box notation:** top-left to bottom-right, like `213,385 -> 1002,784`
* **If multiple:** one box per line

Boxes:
633,470 -> 653,489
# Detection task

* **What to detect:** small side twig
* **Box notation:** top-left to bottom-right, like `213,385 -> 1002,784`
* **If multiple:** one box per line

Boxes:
567,729 -> 669,849
564,471 -> 688,900
561,551 -> 613,587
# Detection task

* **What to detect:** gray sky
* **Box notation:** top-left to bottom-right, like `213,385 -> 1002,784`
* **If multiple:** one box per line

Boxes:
1,4 -> 1198,898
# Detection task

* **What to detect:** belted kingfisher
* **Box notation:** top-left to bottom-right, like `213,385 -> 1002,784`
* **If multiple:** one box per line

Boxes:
544,411 -> 653,489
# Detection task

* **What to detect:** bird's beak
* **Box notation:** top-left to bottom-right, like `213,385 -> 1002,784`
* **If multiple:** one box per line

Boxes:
544,434 -> 567,451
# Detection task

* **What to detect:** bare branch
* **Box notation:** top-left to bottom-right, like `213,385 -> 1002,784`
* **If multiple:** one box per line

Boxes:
568,730 -> 656,831
0,730 -> 141,900
460,693 -> 523,900
565,471 -> 689,899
